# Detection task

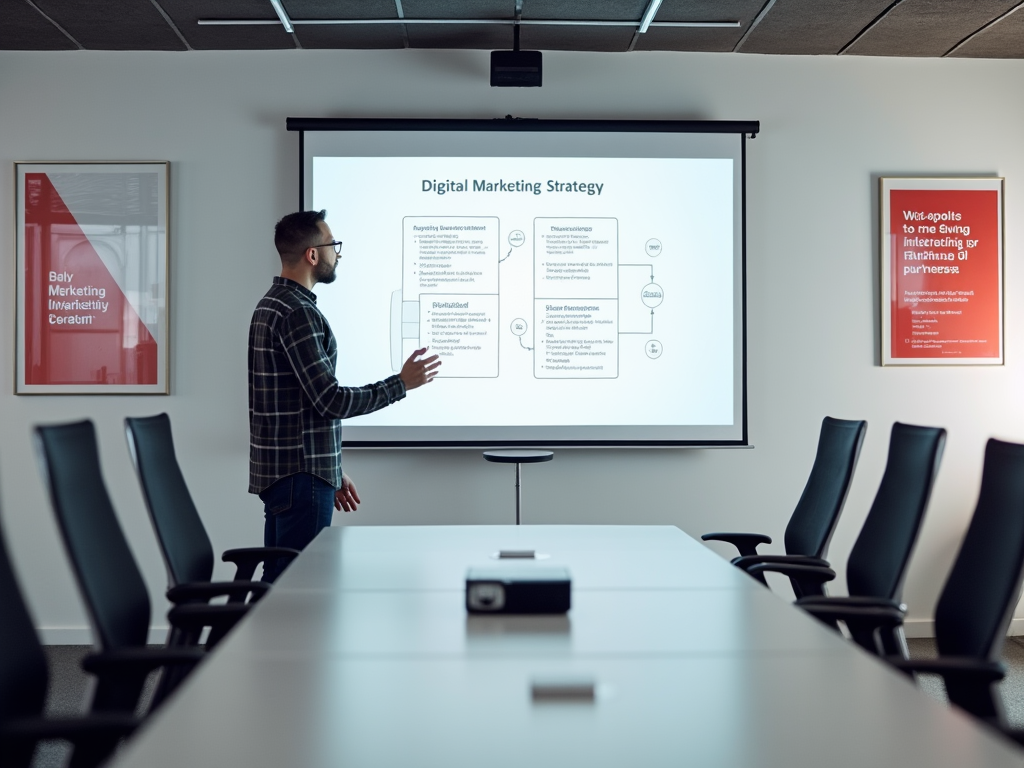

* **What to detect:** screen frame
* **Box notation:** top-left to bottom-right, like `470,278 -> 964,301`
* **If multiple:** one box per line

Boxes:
288,117 -> 757,449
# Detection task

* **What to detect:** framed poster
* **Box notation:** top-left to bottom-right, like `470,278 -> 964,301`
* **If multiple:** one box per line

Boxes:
880,177 -> 1003,366
15,162 -> 169,394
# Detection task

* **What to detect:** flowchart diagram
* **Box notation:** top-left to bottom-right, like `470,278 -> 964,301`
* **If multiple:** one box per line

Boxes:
390,216 -> 666,379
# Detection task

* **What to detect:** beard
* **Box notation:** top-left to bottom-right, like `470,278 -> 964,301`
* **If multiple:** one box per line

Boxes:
314,257 -> 337,284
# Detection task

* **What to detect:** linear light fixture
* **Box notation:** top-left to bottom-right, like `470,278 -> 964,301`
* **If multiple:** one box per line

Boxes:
638,0 -> 664,34
268,0 -> 293,33
198,18 -> 740,29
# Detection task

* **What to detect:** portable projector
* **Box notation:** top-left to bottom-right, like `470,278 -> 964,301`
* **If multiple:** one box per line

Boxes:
490,50 -> 542,88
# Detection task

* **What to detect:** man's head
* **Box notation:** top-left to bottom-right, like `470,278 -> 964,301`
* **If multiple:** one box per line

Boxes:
274,210 -> 339,285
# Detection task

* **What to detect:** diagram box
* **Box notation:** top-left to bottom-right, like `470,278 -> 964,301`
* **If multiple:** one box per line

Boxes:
420,294 -> 499,378
404,217 -> 499,295
534,218 -> 618,300
534,299 -> 618,379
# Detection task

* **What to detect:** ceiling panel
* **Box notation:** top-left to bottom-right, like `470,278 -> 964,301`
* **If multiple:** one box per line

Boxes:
0,0 -> 77,50
523,1 -> 647,21
844,0 -> 1020,57
158,0 -> 294,50
403,0 -> 511,20
655,0 -> 765,24
285,0 -> 397,20
521,25 -> 633,52
635,0 -> 763,51
407,23 -> 511,49
31,0 -> 186,50
737,0 -> 893,55
635,27 -> 744,52
293,24 -> 405,49
950,5 -> 1024,58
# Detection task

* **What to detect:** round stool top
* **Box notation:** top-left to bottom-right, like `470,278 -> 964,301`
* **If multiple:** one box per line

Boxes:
483,450 -> 554,464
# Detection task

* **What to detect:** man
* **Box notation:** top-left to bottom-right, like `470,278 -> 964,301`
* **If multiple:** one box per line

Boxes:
248,209 -> 439,582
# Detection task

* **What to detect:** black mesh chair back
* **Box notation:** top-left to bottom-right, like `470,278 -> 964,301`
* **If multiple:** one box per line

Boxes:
1,509 -> 140,768
845,422 -> 946,601
34,420 -> 151,653
125,414 -> 214,586
934,439 -> 1024,716
0,521 -> 48,765
782,416 -> 867,558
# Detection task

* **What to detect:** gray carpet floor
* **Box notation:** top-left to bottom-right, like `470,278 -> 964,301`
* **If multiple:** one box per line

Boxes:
27,639 -> 1024,766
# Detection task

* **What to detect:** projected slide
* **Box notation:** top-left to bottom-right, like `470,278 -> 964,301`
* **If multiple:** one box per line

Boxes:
299,121 -> 750,445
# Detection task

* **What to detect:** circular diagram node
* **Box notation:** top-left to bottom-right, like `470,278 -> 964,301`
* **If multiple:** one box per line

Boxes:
645,340 -> 663,359
641,283 -> 664,308
645,238 -> 663,257
508,230 -> 526,247
510,318 -> 528,336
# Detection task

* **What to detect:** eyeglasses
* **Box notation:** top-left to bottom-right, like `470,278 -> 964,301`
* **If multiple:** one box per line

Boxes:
314,240 -> 343,256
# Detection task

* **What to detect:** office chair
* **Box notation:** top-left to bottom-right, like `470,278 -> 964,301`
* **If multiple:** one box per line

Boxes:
702,416 -> 867,597
801,438 -> 1024,730
124,414 -> 293,646
0,515 -> 138,768
33,420 -> 239,715
761,422 -> 946,657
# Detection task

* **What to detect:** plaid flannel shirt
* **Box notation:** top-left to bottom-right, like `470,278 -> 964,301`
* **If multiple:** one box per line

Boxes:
248,277 -> 405,493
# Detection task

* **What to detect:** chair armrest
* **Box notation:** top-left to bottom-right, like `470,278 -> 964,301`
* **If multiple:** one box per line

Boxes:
745,562 -> 837,597
167,603 -> 251,649
166,580 -> 269,605
731,553 -> 831,572
82,647 -> 204,677
222,547 -> 300,581
1,713 -> 138,743
798,600 -> 907,643
796,595 -> 906,610
890,657 -> 1006,685
701,532 -> 772,558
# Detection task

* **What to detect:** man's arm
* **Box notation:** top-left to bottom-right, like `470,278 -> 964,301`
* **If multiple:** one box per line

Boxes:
279,306 -> 406,420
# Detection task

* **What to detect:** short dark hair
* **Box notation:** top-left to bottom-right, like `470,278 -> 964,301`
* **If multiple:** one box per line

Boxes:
274,210 -> 327,264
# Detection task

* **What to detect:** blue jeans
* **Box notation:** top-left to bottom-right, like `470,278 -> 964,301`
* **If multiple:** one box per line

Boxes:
259,473 -> 336,583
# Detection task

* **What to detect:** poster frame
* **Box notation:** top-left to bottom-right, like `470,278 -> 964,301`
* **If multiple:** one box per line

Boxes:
879,176 -> 1004,367
14,160 -> 170,394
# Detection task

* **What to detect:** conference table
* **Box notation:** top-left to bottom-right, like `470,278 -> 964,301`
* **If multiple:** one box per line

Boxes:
109,525 -> 1024,767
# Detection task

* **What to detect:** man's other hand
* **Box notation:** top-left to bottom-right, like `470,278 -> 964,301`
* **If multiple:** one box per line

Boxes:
400,347 -> 441,391
335,473 -> 361,512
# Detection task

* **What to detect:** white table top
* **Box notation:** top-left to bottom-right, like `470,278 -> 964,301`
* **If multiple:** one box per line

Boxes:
109,525 -> 1024,768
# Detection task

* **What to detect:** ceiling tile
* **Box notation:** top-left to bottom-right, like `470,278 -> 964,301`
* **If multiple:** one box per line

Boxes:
157,0 -> 295,50
285,0 -> 397,20
737,0 -> 893,55
0,0 -> 77,49
634,27 -> 744,52
521,25 -> 633,51
293,24 -> 405,49
407,23 -> 511,49
947,5 -> 1024,58
523,1 -> 646,21
403,0 -> 511,20
31,0 -> 186,50
655,0 -> 765,24
844,0 -> 1021,57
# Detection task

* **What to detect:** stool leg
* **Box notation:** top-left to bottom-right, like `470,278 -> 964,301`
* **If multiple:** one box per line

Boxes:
515,462 -> 522,525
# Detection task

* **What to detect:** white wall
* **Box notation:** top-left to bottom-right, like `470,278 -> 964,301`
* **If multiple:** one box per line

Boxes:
1,48 -> 1023,642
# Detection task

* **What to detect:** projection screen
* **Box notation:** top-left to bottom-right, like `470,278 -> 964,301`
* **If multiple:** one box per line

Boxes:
289,118 -> 756,448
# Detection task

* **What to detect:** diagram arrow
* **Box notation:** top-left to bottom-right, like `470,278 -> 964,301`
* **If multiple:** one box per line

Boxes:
620,309 -> 655,335
519,337 -> 534,351
499,247 -> 514,263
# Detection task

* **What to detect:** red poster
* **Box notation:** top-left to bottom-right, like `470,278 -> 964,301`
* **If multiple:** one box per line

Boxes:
16,163 -> 169,394
882,179 -> 1002,365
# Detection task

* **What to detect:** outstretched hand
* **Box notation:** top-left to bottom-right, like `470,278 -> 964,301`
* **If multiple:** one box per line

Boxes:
400,347 -> 441,391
